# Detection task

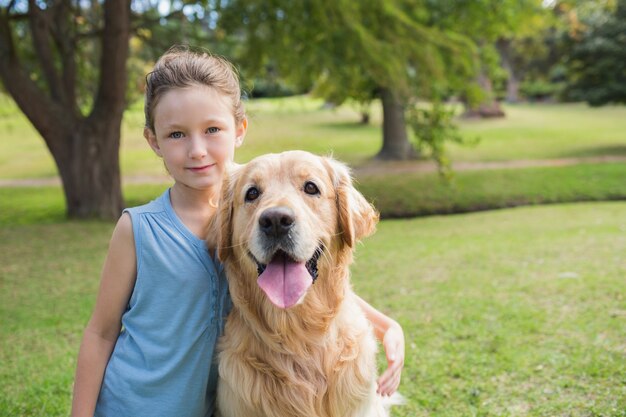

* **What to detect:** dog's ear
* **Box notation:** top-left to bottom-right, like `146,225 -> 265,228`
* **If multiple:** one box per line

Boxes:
207,163 -> 242,262
324,157 -> 379,248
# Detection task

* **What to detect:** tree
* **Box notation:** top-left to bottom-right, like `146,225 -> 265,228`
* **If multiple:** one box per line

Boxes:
563,0 -> 626,105
218,1 -> 477,160
496,28 -> 556,103
0,0 -> 212,219
0,0 -> 130,219
426,0 -> 546,117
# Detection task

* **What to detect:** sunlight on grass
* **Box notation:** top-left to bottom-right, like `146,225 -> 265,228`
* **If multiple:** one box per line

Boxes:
352,202 -> 626,416
451,103 -> 626,161
2,95 -> 625,179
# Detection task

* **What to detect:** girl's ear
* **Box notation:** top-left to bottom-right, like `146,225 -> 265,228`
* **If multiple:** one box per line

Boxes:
144,128 -> 162,157
234,117 -> 248,148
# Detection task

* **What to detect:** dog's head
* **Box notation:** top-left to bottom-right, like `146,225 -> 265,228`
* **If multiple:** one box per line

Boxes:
211,151 -> 378,309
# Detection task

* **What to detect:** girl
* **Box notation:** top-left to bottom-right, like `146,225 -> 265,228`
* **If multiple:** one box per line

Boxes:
71,47 -> 404,417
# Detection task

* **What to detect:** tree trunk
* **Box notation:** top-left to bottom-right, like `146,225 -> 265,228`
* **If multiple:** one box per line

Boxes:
504,67 -> 520,104
463,69 -> 506,119
376,88 -> 418,160
51,121 -> 124,219
496,38 -> 521,104
0,0 -> 129,219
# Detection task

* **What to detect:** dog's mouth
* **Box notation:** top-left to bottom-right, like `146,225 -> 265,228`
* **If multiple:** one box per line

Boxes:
249,247 -> 323,309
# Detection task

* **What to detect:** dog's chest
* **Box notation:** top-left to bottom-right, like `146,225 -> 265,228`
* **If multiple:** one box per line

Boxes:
218,324 -> 377,417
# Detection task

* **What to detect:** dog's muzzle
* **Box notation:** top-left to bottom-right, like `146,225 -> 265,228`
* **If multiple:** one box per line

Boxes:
253,247 -> 323,282
249,206 -> 324,309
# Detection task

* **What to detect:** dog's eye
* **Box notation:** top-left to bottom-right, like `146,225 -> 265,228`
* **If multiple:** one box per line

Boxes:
245,187 -> 260,202
304,181 -> 320,195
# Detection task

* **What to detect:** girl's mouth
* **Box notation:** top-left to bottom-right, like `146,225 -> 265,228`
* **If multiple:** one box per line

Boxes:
187,164 -> 215,173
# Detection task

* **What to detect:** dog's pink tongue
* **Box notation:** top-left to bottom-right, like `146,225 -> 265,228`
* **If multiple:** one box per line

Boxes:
257,253 -> 312,309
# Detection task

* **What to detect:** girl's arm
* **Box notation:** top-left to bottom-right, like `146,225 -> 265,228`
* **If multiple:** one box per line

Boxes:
71,214 -> 137,417
355,295 -> 405,396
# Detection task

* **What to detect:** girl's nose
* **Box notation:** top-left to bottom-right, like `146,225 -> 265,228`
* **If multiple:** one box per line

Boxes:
188,135 -> 207,159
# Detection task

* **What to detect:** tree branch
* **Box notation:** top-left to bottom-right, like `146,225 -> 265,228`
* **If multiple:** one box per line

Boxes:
90,0 -> 130,121
8,13 -> 29,21
75,28 -> 104,39
50,0 -> 78,113
0,10 -> 67,151
28,0 -> 66,103
130,8 -> 185,30
6,0 -> 17,13
0,5 -> 18,61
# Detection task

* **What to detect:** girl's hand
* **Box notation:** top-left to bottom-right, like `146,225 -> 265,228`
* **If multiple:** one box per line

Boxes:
376,322 -> 405,396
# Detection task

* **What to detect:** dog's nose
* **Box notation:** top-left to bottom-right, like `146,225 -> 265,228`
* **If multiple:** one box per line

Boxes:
259,207 -> 295,238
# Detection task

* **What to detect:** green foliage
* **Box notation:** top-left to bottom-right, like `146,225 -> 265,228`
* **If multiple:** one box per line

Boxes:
520,79 -> 564,100
460,84 -> 486,110
0,1 -> 216,116
244,76 -> 299,98
218,1 -> 477,104
406,102 -> 477,179
563,0 -> 626,105
480,43 -> 509,97
427,0 -> 548,106
426,0 -> 545,40
2,1 -> 103,115
501,17 -> 565,102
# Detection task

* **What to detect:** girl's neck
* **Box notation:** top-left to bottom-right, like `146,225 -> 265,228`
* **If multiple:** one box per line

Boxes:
170,182 -> 218,239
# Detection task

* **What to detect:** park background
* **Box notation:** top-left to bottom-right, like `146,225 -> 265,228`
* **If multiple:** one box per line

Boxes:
0,0 -> 625,415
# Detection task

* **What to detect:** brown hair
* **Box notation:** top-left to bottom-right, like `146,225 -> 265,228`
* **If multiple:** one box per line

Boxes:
144,46 -> 245,132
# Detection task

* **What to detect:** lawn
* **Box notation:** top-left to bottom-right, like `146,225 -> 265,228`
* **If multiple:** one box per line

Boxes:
1,201 -> 625,416
353,202 -> 626,416
2,162 -> 626,223
1,95 -> 626,179
1,94 -> 625,416
1,95 -> 626,218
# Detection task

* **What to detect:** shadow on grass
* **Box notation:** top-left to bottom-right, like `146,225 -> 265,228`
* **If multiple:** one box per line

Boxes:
0,185 -> 168,227
316,121 -> 378,131
3,163 -> 626,226
560,145 -> 626,158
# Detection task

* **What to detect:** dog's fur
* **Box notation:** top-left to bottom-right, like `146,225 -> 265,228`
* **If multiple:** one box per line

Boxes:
209,151 -> 392,417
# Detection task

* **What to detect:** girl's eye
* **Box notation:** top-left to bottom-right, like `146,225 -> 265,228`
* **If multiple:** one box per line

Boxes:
169,131 -> 184,139
245,187 -> 260,202
207,127 -> 220,134
304,181 -> 320,195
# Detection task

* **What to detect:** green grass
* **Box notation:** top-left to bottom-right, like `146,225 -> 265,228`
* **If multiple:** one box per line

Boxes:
2,162 -> 625,224
0,185 -> 170,226
448,103 -> 626,162
1,95 -> 625,179
352,202 -> 626,416
2,94 -> 625,218
359,162 -> 626,218
1,202 -> 625,416
0,221 -> 111,416
1,94 -> 625,416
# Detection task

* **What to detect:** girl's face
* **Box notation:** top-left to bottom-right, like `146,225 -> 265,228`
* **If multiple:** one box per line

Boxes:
145,85 -> 246,193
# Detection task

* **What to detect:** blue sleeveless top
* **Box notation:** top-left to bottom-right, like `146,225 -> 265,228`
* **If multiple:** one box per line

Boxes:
95,189 -> 231,417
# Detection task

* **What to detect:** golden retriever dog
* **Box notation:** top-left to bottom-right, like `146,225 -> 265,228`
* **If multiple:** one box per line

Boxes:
209,151 -> 397,417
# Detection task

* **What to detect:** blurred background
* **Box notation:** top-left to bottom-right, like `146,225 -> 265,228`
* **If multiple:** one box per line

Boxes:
0,1 -> 624,416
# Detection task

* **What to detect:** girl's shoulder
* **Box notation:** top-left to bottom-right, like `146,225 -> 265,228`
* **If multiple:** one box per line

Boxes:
125,189 -> 169,217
